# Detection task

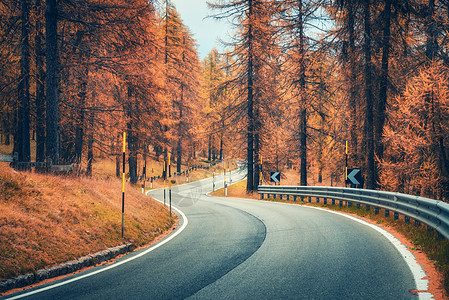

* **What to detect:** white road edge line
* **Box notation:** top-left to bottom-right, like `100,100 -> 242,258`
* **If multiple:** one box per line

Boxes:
6,195 -> 188,300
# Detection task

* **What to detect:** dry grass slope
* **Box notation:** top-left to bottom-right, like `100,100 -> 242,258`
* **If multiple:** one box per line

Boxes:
0,163 -> 174,281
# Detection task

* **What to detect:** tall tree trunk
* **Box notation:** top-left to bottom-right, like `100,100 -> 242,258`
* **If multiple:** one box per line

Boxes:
364,0 -> 375,189
127,84 -> 138,184
425,0 -> 437,61
253,104 -> 260,187
219,137 -> 223,161
35,0 -> 45,165
116,145 -> 121,178
74,31 -> 87,164
74,74 -> 86,164
114,133 -> 123,178
177,86 -> 183,173
298,0 -> 307,186
348,1 -> 358,166
46,0 -> 60,165
86,111 -> 94,177
246,0 -> 255,192
17,0 -> 31,169
177,138 -> 182,173
208,135 -> 212,161
375,0 -> 392,170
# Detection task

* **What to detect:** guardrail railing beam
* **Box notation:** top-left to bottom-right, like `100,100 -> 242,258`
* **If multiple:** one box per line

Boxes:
257,185 -> 449,240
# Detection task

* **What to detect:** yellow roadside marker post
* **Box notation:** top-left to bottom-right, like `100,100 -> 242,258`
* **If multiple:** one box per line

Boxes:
163,161 -> 166,206
345,140 -> 348,187
168,152 -> 172,217
122,132 -> 126,238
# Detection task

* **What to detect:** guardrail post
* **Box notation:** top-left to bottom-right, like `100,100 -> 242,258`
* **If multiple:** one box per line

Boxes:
301,196 -> 304,202
260,193 -> 264,199
357,203 -> 361,209
287,195 -> 290,200
317,197 -> 320,203
405,216 -> 410,223
332,199 -> 335,205
394,212 -> 399,220
274,194 -> 277,199
375,207 -> 379,215
308,196 -> 312,203
294,195 -> 297,201
339,200 -> 343,207
323,198 -> 327,204
414,220 -> 421,227
280,194 -> 283,200
385,209 -> 390,217
348,201 -> 352,208
366,205 -> 370,211
427,225 -> 433,232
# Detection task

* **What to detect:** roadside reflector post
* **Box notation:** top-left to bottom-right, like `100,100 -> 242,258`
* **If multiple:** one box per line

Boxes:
142,159 -> 146,194
163,162 -> 166,206
122,132 -> 126,239
223,159 -> 227,197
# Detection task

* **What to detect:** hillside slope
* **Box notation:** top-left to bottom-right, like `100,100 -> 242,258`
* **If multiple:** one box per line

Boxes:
0,163 -> 174,281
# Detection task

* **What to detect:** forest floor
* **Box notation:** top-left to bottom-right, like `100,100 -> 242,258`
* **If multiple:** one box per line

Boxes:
211,177 -> 449,299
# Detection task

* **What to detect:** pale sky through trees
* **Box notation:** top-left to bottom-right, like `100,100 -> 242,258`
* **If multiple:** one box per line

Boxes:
171,0 -> 232,59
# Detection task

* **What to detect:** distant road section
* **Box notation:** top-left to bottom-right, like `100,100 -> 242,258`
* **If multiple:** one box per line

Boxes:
5,167 -> 423,299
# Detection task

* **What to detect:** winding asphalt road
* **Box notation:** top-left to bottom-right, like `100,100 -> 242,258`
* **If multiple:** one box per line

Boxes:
5,167 -> 427,299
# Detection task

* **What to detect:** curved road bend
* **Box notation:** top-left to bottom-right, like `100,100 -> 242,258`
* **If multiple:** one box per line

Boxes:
5,167 -> 423,299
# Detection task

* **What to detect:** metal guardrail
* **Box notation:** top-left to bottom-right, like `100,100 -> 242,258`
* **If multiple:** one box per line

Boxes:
146,164 -> 213,181
0,154 -> 14,162
258,185 -> 449,240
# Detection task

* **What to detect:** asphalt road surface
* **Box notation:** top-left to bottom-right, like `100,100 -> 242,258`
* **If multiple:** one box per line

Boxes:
5,167 -> 425,299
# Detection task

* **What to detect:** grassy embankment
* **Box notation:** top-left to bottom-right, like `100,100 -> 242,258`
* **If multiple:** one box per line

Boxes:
212,177 -> 449,298
0,162 -> 175,282
0,141 -> 223,283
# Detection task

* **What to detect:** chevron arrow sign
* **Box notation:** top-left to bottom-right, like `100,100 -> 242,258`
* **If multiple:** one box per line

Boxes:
346,168 -> 362,185
270,172 -> 280,183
